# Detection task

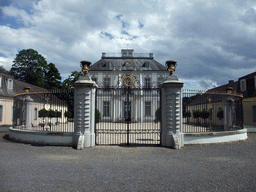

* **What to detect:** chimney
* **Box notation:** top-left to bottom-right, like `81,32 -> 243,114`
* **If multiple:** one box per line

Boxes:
229,80 -> 234,84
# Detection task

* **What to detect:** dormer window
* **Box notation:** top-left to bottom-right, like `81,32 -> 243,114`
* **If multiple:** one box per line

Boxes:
123,61 -> 129,66
142,62 -> 149,67
102,62 -> 110,67
7,79 -> 13,90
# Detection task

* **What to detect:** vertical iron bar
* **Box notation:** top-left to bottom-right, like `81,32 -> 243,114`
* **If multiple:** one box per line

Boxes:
127,87 -> 130,145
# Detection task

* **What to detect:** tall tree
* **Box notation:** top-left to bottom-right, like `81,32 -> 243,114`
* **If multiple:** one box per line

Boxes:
45,63 -> 62,89
10,49 -> 48,87
62,71 -> 83,89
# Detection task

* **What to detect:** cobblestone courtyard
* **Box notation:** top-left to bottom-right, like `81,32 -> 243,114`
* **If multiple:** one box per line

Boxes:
1,132 -> 256,191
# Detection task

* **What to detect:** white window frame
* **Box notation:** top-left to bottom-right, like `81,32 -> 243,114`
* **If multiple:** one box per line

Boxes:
240,79 -> 246,92
145,78 -> 151,88
7,79 -> 13,90
104,77 -> 110,87
103,101 -> 110,116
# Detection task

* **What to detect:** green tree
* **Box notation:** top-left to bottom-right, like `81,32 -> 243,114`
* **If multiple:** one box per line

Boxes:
62,71 -> 83,89
60,71 -> 83,118
217,109 -> 224,119
45,63 -> 62,89
154,108 -> 161,123
183,110 -> 191,123
10,49 -> 48,87
95,109 -> 101,123
200,109 -> 210,125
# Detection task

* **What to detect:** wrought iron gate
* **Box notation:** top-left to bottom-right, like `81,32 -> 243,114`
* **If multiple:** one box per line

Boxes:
95,86 -> 161,145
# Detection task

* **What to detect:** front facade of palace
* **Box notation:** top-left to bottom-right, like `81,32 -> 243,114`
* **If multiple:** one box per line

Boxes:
88,49 -> 169,122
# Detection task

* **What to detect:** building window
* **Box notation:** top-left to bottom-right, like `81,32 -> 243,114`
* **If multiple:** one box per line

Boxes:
102,62 -> 110,67
103,101 -> 110,116
104,78 -> 110,87
240,79 -> 246,92
7,79 -> 13,90
0,105 -> 2,122
0,76 -> 2,88
145,78 -> 151,88
253,106 -> 256,122
142,62 -> 149,67
145,102 -> 151,116
34,108 -> 38,120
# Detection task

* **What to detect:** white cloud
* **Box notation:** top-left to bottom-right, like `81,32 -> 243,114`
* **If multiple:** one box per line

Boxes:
0,0 -> 256,87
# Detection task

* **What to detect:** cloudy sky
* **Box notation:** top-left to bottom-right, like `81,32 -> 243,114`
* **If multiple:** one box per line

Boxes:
0,0 -> 256,89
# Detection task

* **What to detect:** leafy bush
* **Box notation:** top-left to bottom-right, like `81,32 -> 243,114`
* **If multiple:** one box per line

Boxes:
193,110 -> 201,119
65,111 -> 72,118
48,110 -> 56,118
39,109 -> 49,118
183,111 -> 191,118
217,109 -> 224,119
95,109 -> 101,123
155,108 -> 161,123
200,109 -> 210,119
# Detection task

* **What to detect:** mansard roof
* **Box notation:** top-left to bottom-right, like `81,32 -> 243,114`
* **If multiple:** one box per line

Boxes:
89,49 -> 167,71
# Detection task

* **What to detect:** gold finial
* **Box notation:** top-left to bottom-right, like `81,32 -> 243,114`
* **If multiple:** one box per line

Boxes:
24,87 -> 30,94
80,61 -> 91,76
166,60 -> 177,75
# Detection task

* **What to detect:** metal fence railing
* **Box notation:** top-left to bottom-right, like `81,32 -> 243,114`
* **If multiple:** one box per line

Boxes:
182,89 -> 243,133
13,89 -> 74,132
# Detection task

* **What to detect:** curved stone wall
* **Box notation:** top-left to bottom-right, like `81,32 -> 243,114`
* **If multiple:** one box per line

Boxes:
9,128 -> 73,146
184,129 -> 247,145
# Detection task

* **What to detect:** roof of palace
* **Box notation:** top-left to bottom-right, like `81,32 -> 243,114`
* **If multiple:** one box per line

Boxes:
89,49 -> 167,71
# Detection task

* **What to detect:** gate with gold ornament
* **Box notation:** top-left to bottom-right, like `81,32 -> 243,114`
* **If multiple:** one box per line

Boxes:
95,74 -> 161,145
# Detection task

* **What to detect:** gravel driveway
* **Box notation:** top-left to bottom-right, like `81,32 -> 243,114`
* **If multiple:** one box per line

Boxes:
1,132 -> 256,192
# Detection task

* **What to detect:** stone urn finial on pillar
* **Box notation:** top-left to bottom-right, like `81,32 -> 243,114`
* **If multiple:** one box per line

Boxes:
73,60 -> 97,149
166,60 -> 177,76
161,60 -> 184,149
80,60 -> 91,76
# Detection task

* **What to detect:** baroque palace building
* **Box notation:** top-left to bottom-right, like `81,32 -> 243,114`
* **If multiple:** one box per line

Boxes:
88,49 -> 169,122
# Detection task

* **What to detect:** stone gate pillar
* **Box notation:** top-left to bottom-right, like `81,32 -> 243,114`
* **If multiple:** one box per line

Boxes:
73,61 -> 97,149
25,88 -> 33,130
161,61 -> 184,149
